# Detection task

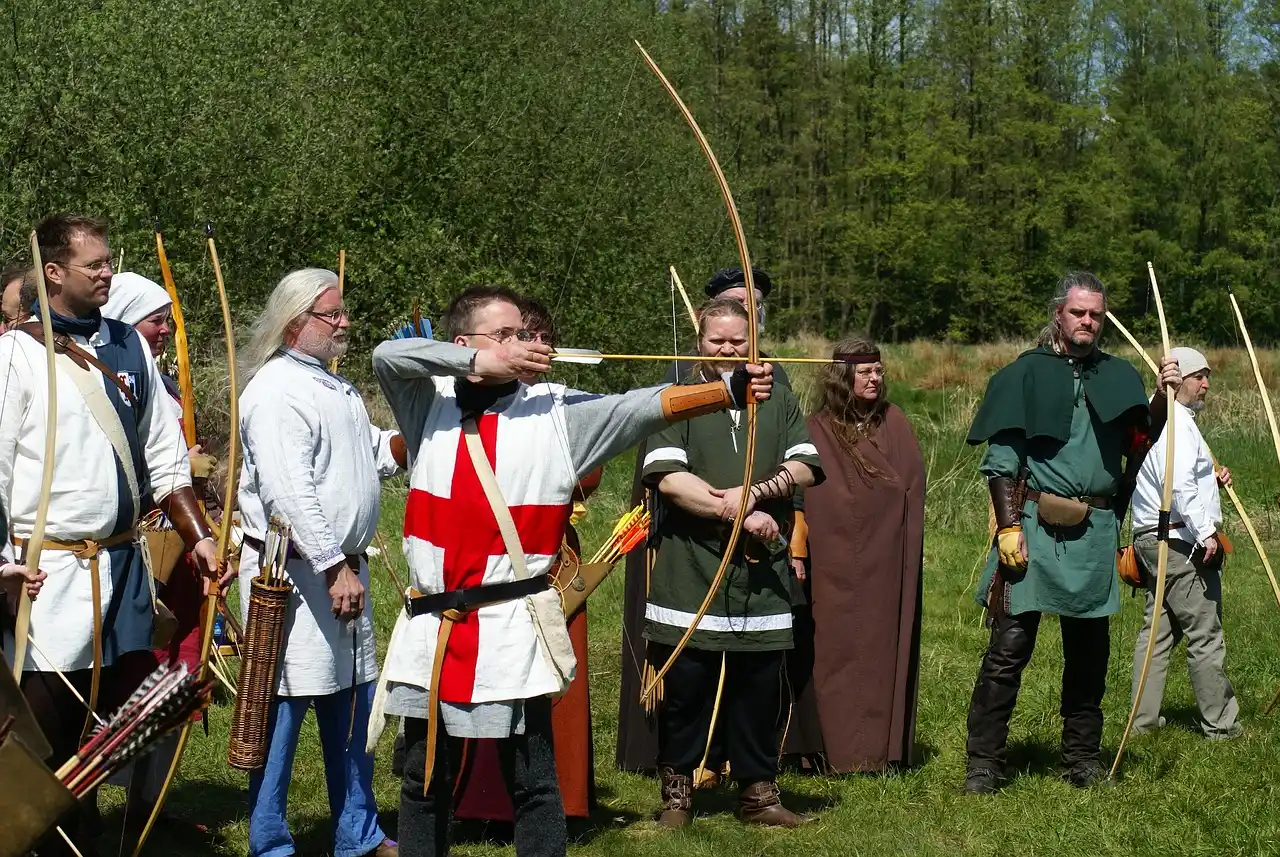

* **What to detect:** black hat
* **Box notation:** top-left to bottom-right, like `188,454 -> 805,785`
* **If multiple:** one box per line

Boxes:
705,267 -> 773,299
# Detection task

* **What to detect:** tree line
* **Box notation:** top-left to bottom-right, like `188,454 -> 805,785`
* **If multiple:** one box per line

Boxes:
3,0 -> 1279,388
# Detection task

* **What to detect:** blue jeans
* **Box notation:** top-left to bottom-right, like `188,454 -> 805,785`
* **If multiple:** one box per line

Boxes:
248,682 -> 386,857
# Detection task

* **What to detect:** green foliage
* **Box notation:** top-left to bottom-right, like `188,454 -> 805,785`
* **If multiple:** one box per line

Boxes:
5,0 -> 1280,379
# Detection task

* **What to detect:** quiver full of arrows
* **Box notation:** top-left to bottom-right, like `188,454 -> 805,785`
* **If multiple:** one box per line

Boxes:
228,518 -> 293,771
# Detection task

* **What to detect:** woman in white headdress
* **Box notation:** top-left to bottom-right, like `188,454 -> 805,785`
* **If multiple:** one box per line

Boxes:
101,271 -> 219,829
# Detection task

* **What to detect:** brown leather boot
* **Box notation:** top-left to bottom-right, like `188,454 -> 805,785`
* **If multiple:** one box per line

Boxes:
657,767 -> 693,828
737,780 -> 812,827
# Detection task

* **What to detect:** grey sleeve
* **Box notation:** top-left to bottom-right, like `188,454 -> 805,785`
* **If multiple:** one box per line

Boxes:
372,339 -> 477,457
561,385 -> 671,479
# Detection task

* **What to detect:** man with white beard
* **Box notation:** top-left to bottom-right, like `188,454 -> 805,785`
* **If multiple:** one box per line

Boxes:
236,268 -> 403,857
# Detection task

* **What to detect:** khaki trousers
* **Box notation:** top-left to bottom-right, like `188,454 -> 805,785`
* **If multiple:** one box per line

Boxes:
1131,535 -> 1240,738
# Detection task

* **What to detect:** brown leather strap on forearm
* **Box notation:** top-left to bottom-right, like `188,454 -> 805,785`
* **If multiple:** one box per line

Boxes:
158,486 -> 215,552
988,477 -> 1022,530
661,380 -> 732,421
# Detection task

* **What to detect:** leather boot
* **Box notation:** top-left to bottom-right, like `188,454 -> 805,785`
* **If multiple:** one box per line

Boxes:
657,767 -> 693,828
737,780 -> 812,827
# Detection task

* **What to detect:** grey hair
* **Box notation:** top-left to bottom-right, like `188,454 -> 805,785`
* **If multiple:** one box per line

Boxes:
242,267 -> 339,378
1037,270 -> 1107,350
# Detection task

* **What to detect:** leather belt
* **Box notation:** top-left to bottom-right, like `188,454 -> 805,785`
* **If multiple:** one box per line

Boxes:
409,574 -> 550,795
404,576 -> 548,618
241,534 -> 300,561
12,529 -> 136,741
241,535 -> 368,566
1133,521 -> 1187,538
1025,490 -> 1112,510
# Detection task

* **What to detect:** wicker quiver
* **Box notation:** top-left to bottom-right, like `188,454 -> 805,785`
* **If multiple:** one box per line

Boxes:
227,577 -> 291,770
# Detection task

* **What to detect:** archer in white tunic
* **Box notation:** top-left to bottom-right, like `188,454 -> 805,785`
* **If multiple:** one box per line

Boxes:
238,349 -> 402,696
0,320 -> 192,672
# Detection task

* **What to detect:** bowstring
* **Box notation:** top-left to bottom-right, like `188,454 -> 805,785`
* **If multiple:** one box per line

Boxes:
549,55 -> 639,319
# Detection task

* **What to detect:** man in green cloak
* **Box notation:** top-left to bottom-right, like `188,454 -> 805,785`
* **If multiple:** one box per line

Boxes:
962,271 -> 1181,793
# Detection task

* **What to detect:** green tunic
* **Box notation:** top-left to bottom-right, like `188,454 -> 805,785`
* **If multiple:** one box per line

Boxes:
642,384 -> 823,651
973,352 -> 1148,618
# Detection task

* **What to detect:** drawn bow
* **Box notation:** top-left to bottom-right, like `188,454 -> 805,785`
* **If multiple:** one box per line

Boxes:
1111,262 -> 1175,777
131,225 -> 242,856
634,41 -> 761,703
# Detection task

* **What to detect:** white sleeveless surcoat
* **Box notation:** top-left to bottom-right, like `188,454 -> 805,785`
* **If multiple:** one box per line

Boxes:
382,378 -> 577,703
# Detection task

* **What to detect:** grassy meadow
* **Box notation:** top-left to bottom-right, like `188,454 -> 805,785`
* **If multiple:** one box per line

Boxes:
101,336 -> 1280,857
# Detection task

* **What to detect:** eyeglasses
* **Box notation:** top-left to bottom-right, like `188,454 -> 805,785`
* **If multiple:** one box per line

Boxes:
307,308 -> 349,325
462,328 -> 552,345
854,366 -> 886,379
60,256 -> 115,274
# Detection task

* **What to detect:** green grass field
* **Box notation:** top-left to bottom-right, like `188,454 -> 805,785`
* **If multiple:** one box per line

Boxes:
103,340 -> 1280,857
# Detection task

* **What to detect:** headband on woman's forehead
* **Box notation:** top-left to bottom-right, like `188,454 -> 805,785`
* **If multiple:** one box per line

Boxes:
834,351 -> 882,365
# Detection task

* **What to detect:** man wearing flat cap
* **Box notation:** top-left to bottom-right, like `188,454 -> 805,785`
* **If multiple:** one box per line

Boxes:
1128,346 -> 1241,741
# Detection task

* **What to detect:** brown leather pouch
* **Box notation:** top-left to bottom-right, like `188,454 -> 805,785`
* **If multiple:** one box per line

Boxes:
1036,493 -> 1091,528
152,599 -> 178,649
551,542 -> 614,620
1117,544 -> 1143,587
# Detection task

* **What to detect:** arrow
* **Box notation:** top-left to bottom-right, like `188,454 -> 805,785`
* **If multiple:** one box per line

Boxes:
550,348 -> 844,365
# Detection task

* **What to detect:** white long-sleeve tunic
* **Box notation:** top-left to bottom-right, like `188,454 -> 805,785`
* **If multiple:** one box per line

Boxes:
237,349 -> 401,697
1132,401 -> 1223,546
0,323 -> 191,671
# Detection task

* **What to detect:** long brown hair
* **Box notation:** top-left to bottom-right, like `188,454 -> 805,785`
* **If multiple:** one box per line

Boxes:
815,336 -> 891,483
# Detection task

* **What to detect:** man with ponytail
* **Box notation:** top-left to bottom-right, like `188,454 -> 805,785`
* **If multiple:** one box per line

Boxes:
962,271 -> 1181,794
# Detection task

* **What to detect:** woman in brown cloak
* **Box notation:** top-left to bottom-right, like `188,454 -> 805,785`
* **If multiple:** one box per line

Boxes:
802,337 -> 925,772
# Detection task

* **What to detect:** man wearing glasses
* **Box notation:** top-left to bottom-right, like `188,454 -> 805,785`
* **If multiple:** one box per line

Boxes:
236,268 -> 404,857
371,284 -> 774,857
0,214 -> 217,855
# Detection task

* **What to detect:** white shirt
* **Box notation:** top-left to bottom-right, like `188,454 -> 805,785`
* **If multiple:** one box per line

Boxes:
237,349 -> 401,696
0,323 -> 190,671
1132,402 -> 1221,546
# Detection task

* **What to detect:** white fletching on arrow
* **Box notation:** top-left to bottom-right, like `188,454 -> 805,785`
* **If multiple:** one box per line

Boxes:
550,348 -> 605,365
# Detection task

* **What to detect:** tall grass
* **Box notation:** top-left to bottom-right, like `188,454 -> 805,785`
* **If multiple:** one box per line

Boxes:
109,338 -> 1280,857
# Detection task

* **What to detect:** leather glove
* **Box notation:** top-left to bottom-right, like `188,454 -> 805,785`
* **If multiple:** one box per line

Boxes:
997,526 -> 1027,571
190,452 -> 219,480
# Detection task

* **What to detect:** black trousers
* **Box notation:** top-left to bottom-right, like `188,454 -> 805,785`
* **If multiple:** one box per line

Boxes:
965,612 -> 1109,771
651,643 -> 785,784
399,697 -> 565,857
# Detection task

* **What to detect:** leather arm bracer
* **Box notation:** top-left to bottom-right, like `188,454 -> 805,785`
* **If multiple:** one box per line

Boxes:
988,476 -> 1023,531
661,380 -> 733,421
157,486 -> 215,552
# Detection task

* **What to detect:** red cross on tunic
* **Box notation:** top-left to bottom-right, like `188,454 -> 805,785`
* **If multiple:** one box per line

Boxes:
403,412 -> 571,702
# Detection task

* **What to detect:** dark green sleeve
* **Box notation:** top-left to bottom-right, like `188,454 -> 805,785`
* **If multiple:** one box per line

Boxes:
640,419 -> 691,483
781,389 -> 824,486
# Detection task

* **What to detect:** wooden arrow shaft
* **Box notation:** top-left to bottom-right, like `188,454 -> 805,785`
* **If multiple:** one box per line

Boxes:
553,351 -> 839,365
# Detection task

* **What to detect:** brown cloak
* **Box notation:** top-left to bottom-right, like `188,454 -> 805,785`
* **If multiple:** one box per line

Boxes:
804,403 -> 925,773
